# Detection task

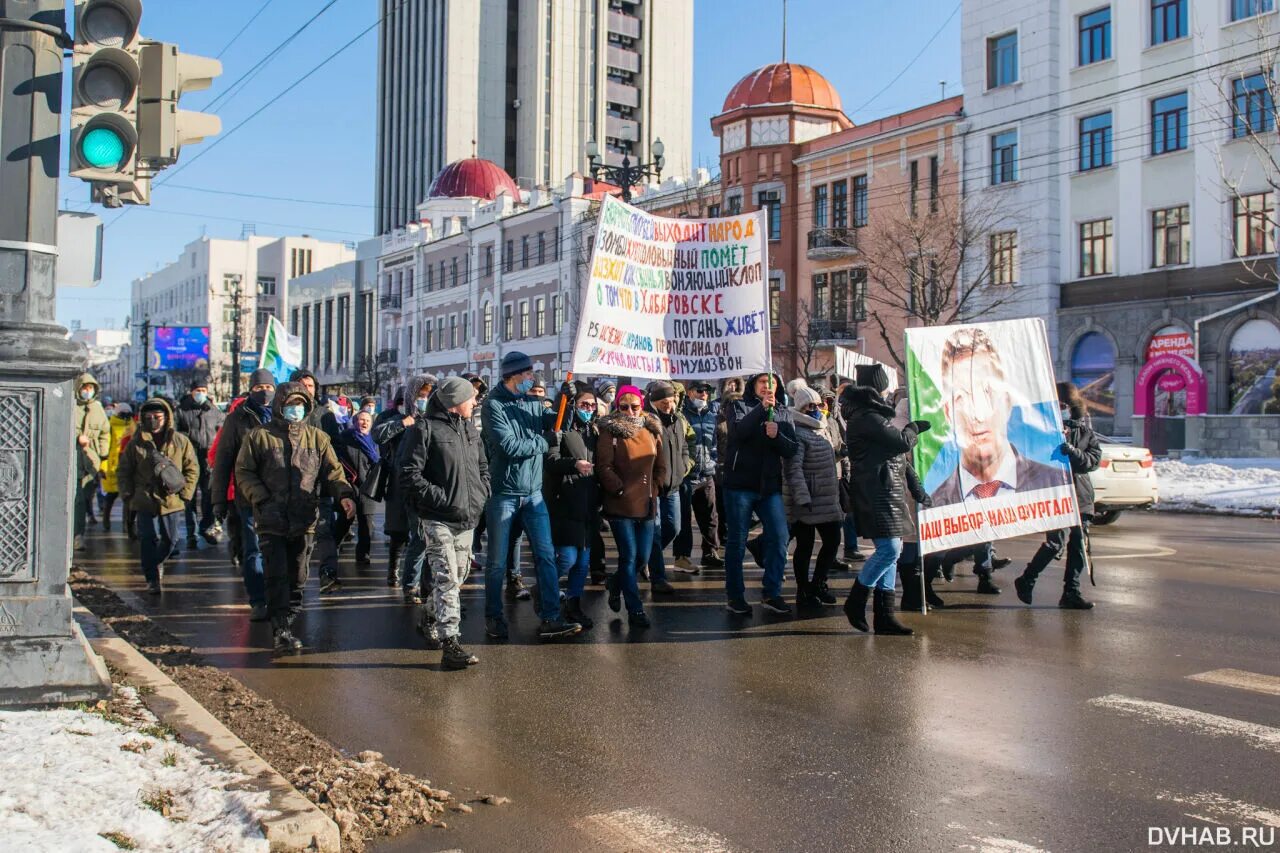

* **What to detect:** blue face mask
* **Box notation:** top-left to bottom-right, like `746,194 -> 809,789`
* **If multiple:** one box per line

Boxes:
515,378 -> 535,394
576,408 -> 593,424
282,404 -> 307,423
415,397 -> 430,413
193,392 -> 208,405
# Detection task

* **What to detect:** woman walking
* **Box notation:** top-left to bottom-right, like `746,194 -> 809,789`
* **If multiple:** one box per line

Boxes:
784,386 -> 843,608
100,403 -> 135,534
545,382 -> 601,629
335,410 -> 381,570
595,385 -> 668,628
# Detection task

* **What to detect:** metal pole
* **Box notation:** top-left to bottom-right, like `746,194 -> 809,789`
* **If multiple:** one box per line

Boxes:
141,316 -> 151,394
231,276 -> 243,397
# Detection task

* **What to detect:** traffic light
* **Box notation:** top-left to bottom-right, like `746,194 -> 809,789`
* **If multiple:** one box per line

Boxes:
70,0 -> 144,186
138,43 -> 222,166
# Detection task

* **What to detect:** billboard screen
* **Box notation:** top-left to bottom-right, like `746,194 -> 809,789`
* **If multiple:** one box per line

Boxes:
151,325 -> 211,372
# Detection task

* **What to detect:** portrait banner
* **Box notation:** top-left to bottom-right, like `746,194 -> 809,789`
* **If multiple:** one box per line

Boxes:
570,194 -> 772,380
906,318 -> 1079,555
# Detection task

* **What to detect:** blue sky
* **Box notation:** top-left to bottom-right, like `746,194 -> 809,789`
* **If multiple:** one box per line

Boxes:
58,0 -> 961,330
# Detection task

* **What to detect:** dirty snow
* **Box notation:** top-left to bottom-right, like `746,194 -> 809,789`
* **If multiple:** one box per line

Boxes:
0,686 -> 270,853
1154,458 -> 1280,517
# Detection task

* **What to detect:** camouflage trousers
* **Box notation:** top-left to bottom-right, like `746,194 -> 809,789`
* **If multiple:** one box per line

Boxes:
421,520 -> 474,641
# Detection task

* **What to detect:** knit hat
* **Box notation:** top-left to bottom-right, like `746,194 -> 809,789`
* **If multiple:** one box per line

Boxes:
646,380 -> 677,403
189,376 -> 210,390
616,384 -> 646,406
594,378 -> 617,396
249,368 -> 276,388
115,403 -> 132,416
785,377 -> 810,402
792,385 -> 822,409
689,380 -> 715,393
436,376 -> 476,409
855,363 -> 890,394
289,368 -> 317,385
500,351 -> 533,378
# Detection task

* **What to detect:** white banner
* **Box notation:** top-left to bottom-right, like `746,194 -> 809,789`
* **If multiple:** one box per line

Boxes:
570,194 -> 771,379
833,345 -> 898,393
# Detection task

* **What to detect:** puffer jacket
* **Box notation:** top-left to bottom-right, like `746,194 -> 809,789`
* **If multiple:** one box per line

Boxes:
1062,414 -> 1102,516
596,412 -> 666,519
211,394 -> 272,510
100,413 -> 135,494
175,393 -> 225,452
115,398 -> 199,516
843,385 -> 922,539
337,427 -> 381,515
234,383 -> 354,537
397,395 -> 490,532
722,372 -> 799,495
545,418 -> 600,549
74,371 -> 111,486
783,409 -> 844,525
482,381 -> 550,497
682,399 -> 718,486
651,407 -> 692,494
371,374 -> 434,534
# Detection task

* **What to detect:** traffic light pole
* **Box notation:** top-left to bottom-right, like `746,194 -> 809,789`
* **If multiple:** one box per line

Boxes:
139,315 -> 151,394
0,1 -> 111,705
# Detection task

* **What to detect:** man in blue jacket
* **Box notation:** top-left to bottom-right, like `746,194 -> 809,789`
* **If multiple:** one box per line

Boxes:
673,381 -> 722,573
481,352 -> 581,641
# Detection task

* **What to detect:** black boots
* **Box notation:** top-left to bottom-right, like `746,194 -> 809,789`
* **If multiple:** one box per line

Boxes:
441,637 -> 479,670
873,588 -> 913,636
843,580 -> 871,632
563,596 -> 594,630
1014,573 -> 1034,604
1059,590 -> 1094,609
899,566 -> 924,613
975,573 -> 1002,595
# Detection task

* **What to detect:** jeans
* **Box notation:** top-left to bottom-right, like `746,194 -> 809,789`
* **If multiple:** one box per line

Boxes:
260,533 -> 315,628
239,507 -> 266,608
401,506 -> 428,591
556,545 -> 591,599
484,492 -> 560,622
73,480 -> 96,537
792,520 -> 841,588
673,479 -> 720,560
858,537 -> 904,591
646,490 -> 680,582
610,516 -> 656,614
842,511 -> 861,554
137,510 -> 179,584
723,488 -> 788,602
425,522 -> 473,640
972,541 -> 995,576
183,454 -> 214,538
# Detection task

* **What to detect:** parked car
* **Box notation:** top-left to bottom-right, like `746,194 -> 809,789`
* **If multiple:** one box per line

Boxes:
1088,437 -> 1159,525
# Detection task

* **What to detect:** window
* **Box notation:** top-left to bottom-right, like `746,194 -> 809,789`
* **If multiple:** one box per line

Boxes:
991,130 -> 1018,185
1079,218 -> 1114,277
552,294 -> 563,329
436,317 -> 444,350
1232,73 -> 1274,138
758,190 -> 782,241
1151,92 -> 1188,154
518,301 -> 529,338
256,276 -> 276,296
849,269 -> 868,321
813,185 -> 828,227
929,156 -> 939,213
406,325 -> 414,356
484,245 -> 494,277
707,203 -> 721,218
537,232 -> 546,265
830,270 -> 848,324
425,264 -> 434,292
451,257 -> 459,287
521,235 -> 530,268
1079,112 -> 1113,170
812,273 -> 828,319
1079,7 -> 1111,65
1234,192 -> 1275,257
1150,206 -> 1192,271
553,226 -> 561,261
504,239 -> 514,272
535,297 -> 546,336
768,278 -> 781,328
833,179 -> 849,228
991,231 -> 1018,285
503,303 -> 513,340
726,195 -> 742,215
483,303 -> 494,343
1152,0 -> 1186,45
987,31 -> 1018,88
424,321 -> 433,352
1231,0 -> 1272,22
852,176 -> 869,227
909,160 -> 919,218
449,314 -> 458,349
438,260 -> 446,291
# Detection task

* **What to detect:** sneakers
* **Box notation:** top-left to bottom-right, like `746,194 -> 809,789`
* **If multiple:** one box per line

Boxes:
273,628 -> 303,653
485,617 -> 509,640
628,611 -> 651,629
563,596 -> 594,630
186,535 -> 199,550
975,575 -> 1002,595
1059,592 -> 1094,610
146,580 -> 161,596
843,548 -> 867,563
249,604 -> 269,622
507,577 -> 532,601
672,557 -> 698,574
761,596 -> 793,616
650,578 -> 676,594
386,569 -> 400,588
991,556 -> 1012,570
403,588 -> 420,605
725,599 -> 752,616
811,582 -> 838,606
795,587 -> 821,609
701,552 -> 724,568
319,575 -> 342,594
1013,575 -> 1034,605
605,573 -> 622,613
441,637 -> 479,670
355,554 -> 371,565
538,619 -> 583,640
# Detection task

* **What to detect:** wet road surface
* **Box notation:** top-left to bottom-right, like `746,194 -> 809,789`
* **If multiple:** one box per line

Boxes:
80,512 -> 1280,852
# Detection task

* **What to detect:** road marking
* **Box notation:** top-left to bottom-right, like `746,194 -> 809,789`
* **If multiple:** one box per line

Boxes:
1089,546 -> 1177,560
1089,695 -> 1280,753
576,807 -> 735,853
1188,669 -> 1280,697
1156,790 -> 1280,828
948,823 -> 1050,852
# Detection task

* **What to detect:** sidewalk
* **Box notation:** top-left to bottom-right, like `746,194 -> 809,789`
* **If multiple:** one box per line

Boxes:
1154,458 -> 1280,517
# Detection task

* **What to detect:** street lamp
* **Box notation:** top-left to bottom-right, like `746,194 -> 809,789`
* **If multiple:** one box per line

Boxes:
585,137 -> 665,203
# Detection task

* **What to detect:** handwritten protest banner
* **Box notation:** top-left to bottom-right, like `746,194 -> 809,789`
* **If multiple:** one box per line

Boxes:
906,318 -> 1079,554
570,194 -> 771,379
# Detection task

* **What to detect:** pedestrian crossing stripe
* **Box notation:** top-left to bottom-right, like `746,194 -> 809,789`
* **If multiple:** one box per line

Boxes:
1187,669 -> 1280,697
576,807 -> 735,853
1088,695 -> 1280,753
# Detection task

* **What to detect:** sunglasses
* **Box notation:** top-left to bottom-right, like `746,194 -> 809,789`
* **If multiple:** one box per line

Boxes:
576,401 -> 596,410
617,403 -> 643,412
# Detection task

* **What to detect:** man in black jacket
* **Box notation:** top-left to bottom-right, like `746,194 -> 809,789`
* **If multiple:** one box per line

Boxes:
398,377 -> 490,669
644,380 -> 688,595
721,372 -> 799,617
289,368 -> 344,590
175,377 -> 225,548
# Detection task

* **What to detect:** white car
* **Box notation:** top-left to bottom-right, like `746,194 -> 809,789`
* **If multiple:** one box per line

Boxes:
1088,437 -> 1159,525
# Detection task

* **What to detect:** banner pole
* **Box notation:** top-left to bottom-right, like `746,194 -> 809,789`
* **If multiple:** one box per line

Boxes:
918,553 -> 927,614
554,371 -> 575,432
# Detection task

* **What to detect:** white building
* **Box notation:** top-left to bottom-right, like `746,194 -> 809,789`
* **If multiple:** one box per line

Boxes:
375,0 -> 693,233
287,237 -> 382,392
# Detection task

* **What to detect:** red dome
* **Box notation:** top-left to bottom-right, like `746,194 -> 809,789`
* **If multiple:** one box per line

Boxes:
722,62 -> 842,113
428,157 -> 520,201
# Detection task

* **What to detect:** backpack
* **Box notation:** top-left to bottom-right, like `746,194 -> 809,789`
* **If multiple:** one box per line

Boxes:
148,443 -> 187,497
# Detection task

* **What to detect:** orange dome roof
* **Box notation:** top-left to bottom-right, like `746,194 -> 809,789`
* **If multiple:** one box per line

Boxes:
428,157 -> 520,201
722,62 -> 842,113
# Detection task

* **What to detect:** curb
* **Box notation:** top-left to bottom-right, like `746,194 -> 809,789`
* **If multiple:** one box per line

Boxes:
75,603 -> 341,853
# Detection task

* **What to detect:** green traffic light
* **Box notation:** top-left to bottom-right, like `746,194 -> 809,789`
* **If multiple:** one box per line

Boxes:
81,127 -> 126,168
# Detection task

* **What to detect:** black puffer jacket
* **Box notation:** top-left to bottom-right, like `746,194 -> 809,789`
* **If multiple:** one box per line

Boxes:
651,407 -> 691,494
397,395 -> 490,532
210,394 -> 272,510
783,410 -> 844,525
175,393 -> 225,452
722,373 -> 799,495
1062,414 -> 1102,516
544,419 -> 600,549
843,385 -> 922,539
371,374 -> 434,534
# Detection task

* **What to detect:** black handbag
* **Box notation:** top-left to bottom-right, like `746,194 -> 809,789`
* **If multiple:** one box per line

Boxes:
149,445 -> 187,497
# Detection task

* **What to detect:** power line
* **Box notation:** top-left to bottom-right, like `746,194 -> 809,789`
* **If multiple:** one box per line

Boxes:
848,1 -> 961,118
215,0 -> 279,59
162,182 -> 376,208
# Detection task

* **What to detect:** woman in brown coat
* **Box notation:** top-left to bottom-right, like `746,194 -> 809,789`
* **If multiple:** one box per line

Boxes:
595,385 -> 668,627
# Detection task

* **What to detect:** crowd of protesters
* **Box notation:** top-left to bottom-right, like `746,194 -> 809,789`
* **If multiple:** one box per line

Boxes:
74,344 -> 1100,668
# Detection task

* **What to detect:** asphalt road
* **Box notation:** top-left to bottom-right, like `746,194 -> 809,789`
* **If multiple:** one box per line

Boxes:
80,511 -> 1280,852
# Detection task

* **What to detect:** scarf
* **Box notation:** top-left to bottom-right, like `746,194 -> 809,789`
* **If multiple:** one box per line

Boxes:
346,425 -> 379,464
244,397 -> 271,425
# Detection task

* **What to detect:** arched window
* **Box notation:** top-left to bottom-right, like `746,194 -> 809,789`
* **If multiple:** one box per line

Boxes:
1070,332 -> 1116,417
1228,318 -> 1280,414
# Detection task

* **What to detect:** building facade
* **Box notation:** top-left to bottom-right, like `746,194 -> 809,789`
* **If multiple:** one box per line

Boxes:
375,0 -> 693,233
286,237 -> 382,393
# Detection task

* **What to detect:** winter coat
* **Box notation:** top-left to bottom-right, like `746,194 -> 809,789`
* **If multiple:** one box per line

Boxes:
682,399 -> 718,486
211,395 -> 272,510
397,395 -> 490,532
74,371 -> 111,487
722,373 -> 799,495
595,412 -> 666,519
234,383 -> 354,537
371,405 -> 415,535
175,393 -> 225,452
115,398 -> 199,516
481,381 -> 550,497
843,386 -> 922,539
651,408 -> 692,494
783,410 -> 845,525
100,414 -> 135,494
544,420 -> 601,548
1062,416 -> 1102,516
825,408 -> 850,482
337,429 -> 381,516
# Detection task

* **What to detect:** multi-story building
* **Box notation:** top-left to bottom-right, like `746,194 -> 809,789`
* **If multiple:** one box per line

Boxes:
287,238 -> 382,393
962,0 -> 1280,444
70,328 -> 132,401
375,0 -> 693,233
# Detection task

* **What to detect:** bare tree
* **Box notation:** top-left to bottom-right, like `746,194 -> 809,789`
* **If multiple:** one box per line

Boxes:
354,353 -> 399,398
775,298 -> 832,379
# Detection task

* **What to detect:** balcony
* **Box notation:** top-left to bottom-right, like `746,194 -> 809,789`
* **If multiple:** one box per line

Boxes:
606,80 -> 639,109
379,292 -> 402,311
606,44 -> 640,74
806,227 -> 859,260
809,320 -> 861,342
608,10 -> 640,39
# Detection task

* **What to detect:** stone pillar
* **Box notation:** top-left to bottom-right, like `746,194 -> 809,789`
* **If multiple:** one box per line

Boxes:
0,0 -> 111,706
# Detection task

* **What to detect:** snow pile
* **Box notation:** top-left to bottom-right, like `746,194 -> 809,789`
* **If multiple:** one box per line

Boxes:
1155,458 -> 1280,516
0,686 -> 270,853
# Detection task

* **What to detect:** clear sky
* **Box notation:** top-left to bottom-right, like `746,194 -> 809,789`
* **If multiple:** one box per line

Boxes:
57,0 -> 961,331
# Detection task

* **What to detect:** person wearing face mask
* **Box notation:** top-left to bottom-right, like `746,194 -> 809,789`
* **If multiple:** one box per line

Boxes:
176,377 -> 225,550
593,378 -> 617,418
359,396 -> 379,417
1013,382 -> 1102,610
235,382 -> 357,653
371,382 -> 422,590
672,381 -> 721,573
289,369 -> 347,591
784,386 -> 844,608
545,382 -> 601,630
117,398 -> 199,595
394,374 -> 439,603
212,369 -> 278,621
72,371 -> 112,551
99,403 -> 135,535
333,410 -> 381,573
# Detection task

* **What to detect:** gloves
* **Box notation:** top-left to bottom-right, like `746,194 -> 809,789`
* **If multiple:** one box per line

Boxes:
918,494 -> 933,509
1058,442 -> 1073,455
559,381 -> 573,399
910,420 -> 932,434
